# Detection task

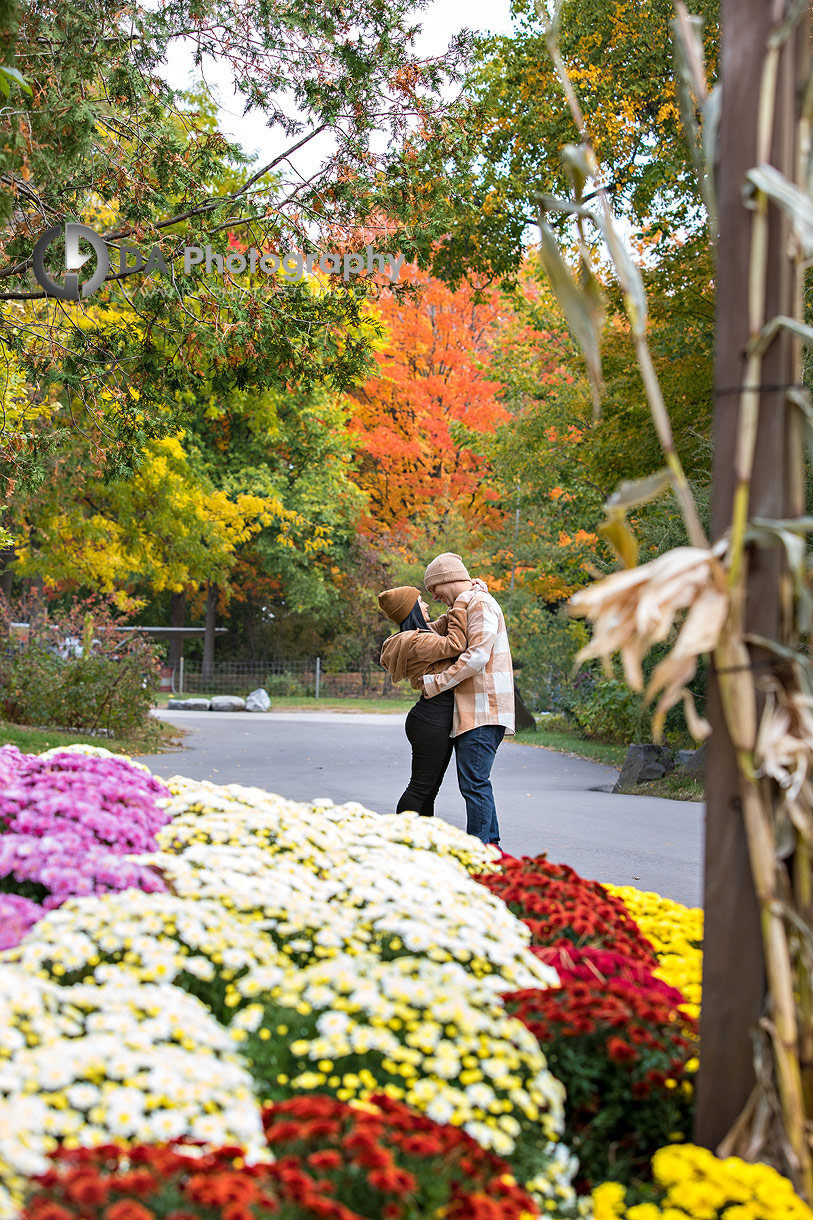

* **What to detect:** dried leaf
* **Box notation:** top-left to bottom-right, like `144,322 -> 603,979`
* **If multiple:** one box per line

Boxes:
605,469 -> 672,512
536,215 -> 604,416
767,0 -> 810,49
702,83 -> 721,231
569,546 -> 727,701
598,512 -> 638,569
600,215 -> 648,337
755,682 -> 813,805
747,516 -> 813,635
682,689 -> 711,741
561,143 -> 596,200
671,5 -> 716,233
749,314 -> 813,357
647,583 -> 729,741
744,164 -> 813,260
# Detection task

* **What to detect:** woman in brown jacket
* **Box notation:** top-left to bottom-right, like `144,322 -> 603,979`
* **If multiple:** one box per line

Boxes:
378,585 -> 468,818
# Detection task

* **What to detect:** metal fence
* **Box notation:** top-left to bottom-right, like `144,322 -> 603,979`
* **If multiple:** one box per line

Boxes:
169,658 -> 403,699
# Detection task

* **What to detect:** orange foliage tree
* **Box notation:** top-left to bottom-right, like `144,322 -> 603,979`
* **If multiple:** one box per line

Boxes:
348,265 -> 510,543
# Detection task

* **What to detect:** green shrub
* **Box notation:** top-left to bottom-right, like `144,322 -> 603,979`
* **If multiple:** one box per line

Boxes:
264,672 -> 309,697
502,594 -> 590,713
0,594 -> 160,739
535,712 -> 573,734
566,674 -> 647,744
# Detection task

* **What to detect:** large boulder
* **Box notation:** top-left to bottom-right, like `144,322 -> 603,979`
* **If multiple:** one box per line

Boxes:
167,698 -> 211,711
613,743 -> 674,791
676,743 -> 706,775
210,695 -> 246,712
246,688 -> 271,712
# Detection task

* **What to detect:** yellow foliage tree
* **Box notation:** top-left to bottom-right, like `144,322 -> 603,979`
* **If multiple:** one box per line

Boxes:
11,434 -> 287,603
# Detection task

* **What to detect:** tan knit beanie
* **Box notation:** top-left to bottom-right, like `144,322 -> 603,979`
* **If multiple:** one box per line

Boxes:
378,586 -> 421,624
424,552 -> 470,590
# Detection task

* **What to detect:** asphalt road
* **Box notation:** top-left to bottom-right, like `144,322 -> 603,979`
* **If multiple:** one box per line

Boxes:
136,710 -> 704,908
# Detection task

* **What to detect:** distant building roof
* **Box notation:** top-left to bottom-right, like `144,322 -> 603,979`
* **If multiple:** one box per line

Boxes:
10,624 -> 227,638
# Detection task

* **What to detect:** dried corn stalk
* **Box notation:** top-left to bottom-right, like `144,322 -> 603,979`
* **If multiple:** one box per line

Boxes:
569,544 -> 728,739
535,0 -> 813,1198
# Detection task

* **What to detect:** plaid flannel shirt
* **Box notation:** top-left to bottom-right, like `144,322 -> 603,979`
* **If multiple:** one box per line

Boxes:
422,588 -> 515,738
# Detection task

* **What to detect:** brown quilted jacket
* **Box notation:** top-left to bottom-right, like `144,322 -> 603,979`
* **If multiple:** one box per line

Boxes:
379,605 -> 468,690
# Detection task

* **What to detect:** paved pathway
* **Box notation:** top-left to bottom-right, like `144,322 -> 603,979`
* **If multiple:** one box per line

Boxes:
136,710 -> 704,908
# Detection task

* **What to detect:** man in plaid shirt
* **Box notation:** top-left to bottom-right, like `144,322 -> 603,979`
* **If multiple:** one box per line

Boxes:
422,552 -> 514,846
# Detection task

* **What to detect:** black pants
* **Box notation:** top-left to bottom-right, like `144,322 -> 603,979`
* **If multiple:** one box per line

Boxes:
396,690 -> 455,817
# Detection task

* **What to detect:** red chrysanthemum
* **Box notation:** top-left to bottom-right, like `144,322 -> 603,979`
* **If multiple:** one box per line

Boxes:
474,853 -> 659,968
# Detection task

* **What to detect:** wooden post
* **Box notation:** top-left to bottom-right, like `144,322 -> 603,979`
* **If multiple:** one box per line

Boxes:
695,0 -> 806,1150
0,545 -> 15,603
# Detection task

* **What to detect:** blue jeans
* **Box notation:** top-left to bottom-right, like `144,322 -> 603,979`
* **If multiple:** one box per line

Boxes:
454,725 -> 505,844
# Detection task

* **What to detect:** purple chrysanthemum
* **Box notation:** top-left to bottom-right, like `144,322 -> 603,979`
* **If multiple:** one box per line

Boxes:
0,892 -> 45,949
0,751 -> 170,852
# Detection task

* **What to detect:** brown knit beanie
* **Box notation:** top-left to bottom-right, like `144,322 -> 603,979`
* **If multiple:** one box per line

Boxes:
378,586 -> 421,624
424,552 -> 470,590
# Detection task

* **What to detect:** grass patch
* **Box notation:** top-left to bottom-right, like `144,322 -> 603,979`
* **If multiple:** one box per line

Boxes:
615,772 -> 704,802
0,718 -> 184,757
153,693 -> 416,714
512,726 -> 628,767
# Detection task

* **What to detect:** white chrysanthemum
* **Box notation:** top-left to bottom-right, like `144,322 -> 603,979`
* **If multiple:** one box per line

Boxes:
0,976 -> 267,1213
155,781 -> 346,873
341,810 -> 501,873
133,847 -> 354,963
326,849 -> 558,992
38,743 -> 152,772
162,778 -> 499,875
4,891 -> 288,1009
0,1095 -> 51,1218
234,953 -> 567,1158
0,966 -> 83,1059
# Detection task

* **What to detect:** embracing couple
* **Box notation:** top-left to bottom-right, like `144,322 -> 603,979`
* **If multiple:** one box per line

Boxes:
378,552 -> 514,847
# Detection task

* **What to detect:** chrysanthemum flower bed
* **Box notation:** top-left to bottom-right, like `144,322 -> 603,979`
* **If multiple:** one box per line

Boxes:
1,744 -> 810,1220
22,1095 -> 543,1220
0,745 -> 169,912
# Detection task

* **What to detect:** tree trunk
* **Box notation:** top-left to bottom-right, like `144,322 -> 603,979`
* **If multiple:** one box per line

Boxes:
202,582 -> 217,683
168,590 -> 186,670
695,0 -> 806,1151
0,546 -> 15,604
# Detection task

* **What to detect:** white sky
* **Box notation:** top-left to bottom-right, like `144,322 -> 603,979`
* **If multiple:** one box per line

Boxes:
159,0 -> 516,172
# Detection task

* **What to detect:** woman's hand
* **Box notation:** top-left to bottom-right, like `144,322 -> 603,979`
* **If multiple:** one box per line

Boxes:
471,577 -> 488,592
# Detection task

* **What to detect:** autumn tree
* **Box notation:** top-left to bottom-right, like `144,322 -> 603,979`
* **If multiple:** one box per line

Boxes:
413,0 -> 718,287
0,0 -> 471,479
348,264 -> 509,545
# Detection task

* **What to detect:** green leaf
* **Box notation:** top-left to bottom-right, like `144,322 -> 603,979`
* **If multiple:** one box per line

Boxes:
0,65 -> 32,96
